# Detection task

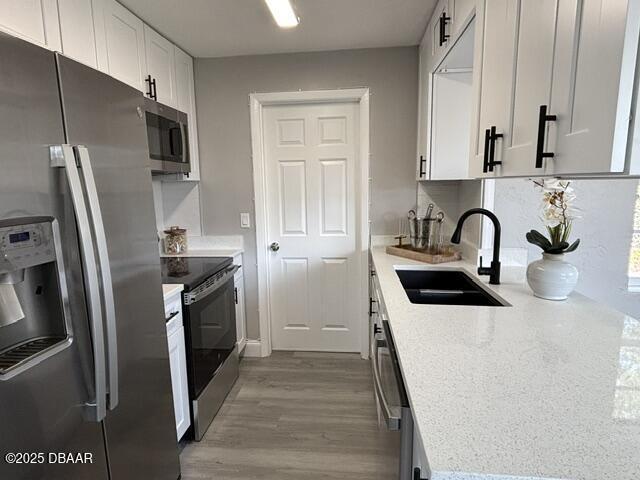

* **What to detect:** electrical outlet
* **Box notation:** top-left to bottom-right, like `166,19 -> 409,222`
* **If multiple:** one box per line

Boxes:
240,212 -> 251,228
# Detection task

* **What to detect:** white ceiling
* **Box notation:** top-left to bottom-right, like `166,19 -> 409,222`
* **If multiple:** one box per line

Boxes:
119,0 -> 438,58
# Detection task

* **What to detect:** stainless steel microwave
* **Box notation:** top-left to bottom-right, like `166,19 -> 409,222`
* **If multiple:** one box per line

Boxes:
144,98 -> 190,174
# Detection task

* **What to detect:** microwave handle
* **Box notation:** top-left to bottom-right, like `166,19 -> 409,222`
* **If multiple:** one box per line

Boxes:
179,122 -> 188,165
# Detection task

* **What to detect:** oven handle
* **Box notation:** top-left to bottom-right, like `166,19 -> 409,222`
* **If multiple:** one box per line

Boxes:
183,265 -> 239,305
372,338 -> 401,431
179,121 -> 188,166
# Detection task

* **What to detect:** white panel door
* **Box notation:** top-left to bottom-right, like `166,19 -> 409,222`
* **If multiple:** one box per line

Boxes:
102,0 -> 146,92
0,0 -> 61,50
550,0 -> 639,175
264,102 -> 360,352
469,0 -> 518,177
144,25 -> 176,107
174,45 -> 200,180
167,325 -> 190,440
57,0 -> 102,69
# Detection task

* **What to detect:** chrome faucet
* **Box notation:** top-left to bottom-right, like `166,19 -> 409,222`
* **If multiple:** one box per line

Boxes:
451,208 -> 501,285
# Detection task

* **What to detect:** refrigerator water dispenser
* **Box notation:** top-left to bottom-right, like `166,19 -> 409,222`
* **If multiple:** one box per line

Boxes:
0,217 -> 73,378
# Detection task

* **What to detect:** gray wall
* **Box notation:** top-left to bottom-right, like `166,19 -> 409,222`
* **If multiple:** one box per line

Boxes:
194,47 -> 419,339
493,178 -> 640,319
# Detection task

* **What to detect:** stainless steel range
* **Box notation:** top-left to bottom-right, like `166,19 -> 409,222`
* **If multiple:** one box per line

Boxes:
161,257 -> 240,440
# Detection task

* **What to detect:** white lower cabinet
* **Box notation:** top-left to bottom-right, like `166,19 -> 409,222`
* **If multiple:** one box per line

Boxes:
165,293 -> 190,440
233,253 -> 247,353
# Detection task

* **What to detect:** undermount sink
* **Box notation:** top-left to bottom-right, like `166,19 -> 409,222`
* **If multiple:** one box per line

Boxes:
395,268 -> 508,307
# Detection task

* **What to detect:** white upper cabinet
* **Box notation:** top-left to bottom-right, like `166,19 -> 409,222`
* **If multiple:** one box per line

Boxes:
57,0 -> 108,71
451,0 -> 475,37
102,0 -> 147,91
469,0 -> 517,177
174,45 -> 200,181
430,0 -> 455,61
0,0 -> 61,50
416,27 -> 433,180
470,0 -> 558,177
144,25 -> 177,107
417,4 -> 476,181
549,0 -> 640,176
469,0 -> 640,178
430,21 -> 475,180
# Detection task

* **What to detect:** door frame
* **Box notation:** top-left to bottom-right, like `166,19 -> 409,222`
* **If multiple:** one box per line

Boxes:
249,88 -> 370,358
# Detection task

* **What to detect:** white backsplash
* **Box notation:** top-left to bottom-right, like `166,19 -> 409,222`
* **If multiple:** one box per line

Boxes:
416,179 -> 483,261
152,178 -> 202,237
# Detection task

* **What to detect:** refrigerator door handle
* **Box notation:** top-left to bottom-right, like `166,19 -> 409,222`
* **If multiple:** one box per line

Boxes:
75,145 -> 119,411
50,145 -> 107,422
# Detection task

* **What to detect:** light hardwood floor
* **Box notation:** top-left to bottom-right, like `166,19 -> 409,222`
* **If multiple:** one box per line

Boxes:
179,351 -> 399,480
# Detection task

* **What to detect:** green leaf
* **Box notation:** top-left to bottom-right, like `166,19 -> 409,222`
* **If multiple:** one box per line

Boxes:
564,239 -> 580,253
526,230 -> 552,251
546,241 -> 570,254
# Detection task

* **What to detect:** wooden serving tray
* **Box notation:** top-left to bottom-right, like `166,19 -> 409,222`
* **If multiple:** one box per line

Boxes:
385,245 -> 462,264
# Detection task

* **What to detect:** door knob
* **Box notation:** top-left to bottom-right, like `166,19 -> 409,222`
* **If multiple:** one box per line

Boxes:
270,242 -> 280,252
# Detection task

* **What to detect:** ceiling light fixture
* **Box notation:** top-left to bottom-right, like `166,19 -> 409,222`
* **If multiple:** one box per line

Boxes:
264,0 -> 300,28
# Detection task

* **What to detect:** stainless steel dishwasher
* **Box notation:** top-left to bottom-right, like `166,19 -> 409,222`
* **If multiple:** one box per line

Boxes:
370,265 -> 414,480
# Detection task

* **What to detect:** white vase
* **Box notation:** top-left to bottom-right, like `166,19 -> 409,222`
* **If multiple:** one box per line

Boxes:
526,253 -> 579,301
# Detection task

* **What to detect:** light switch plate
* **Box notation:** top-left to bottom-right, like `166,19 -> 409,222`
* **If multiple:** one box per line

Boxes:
240,212 -> 251,228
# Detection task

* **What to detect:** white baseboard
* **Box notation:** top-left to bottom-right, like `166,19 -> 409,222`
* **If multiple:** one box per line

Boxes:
243,340 -> 264,357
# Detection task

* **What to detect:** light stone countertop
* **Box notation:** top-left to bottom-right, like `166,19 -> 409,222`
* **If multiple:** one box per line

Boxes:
160,248 -> 244,259
370,247 -> 640,480
162,283 -> 183,301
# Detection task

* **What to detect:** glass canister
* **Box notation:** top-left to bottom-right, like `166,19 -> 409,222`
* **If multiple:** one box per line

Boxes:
163,226 -> 187,254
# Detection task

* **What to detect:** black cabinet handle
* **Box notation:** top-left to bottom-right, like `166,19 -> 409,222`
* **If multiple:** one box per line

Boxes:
369,297 -> 378,316
488,125 -> 503,171
439,12 -> 451,46
419,155 -> 427,178
145,74 -> 153,98
535,104 -> 557,168
234,287 -> 238,304
482,128 -> 491,173
414,467 -> 427,480
151,78 -> 158,100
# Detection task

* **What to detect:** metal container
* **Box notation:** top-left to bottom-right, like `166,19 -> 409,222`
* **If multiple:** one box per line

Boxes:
410,217 -> 433,249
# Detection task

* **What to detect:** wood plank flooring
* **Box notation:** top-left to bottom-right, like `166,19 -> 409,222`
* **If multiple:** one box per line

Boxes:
179,351 -> 400,479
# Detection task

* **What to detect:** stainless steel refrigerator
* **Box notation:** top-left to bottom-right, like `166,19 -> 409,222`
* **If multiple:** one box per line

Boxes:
0,33 -> 181,479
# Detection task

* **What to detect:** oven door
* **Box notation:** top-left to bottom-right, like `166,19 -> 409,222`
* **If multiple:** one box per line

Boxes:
183,269 -> 237,399
145,99 -> 190,174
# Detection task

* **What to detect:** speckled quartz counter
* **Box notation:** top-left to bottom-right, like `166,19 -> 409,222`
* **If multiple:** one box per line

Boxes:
160,248 -> 243,258
370,247 -> 640,480
162,283 -> 183,301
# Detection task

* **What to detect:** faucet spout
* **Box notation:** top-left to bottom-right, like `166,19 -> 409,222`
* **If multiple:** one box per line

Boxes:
450,208 -> 501,285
